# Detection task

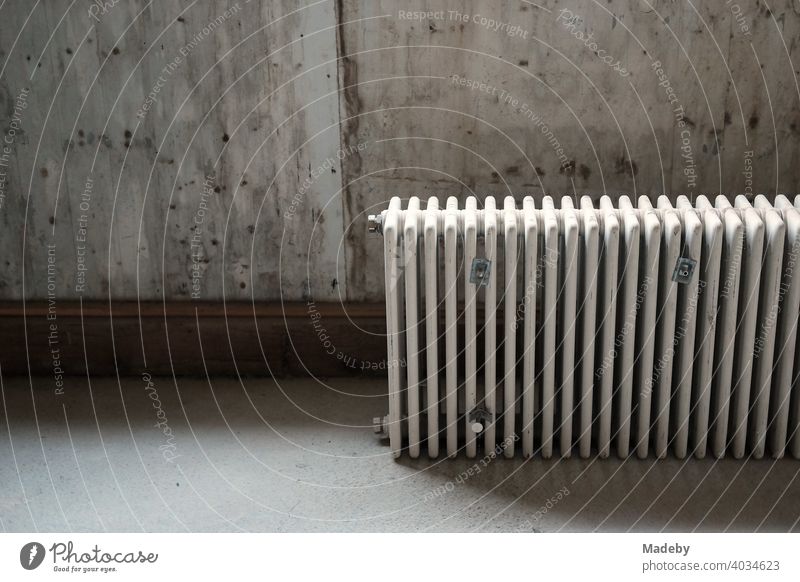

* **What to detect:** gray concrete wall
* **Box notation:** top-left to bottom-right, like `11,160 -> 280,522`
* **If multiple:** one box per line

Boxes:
1,1 -> 799,302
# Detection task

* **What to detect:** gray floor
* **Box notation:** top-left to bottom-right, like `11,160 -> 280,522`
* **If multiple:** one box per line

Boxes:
1,375 -> 799,532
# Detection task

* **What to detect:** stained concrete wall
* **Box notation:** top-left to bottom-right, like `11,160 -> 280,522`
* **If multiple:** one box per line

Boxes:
1,1 -> 799,302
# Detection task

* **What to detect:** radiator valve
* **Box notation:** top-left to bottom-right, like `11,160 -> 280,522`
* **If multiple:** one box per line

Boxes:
468,406 -> 491,434
368,214 -> 383,234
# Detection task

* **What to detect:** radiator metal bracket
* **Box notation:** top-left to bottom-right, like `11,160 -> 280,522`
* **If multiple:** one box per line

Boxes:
672,257 -> 697,284
469,258 -> 492,287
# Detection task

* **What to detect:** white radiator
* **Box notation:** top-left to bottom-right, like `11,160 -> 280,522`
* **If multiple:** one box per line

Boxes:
371,194 -> 800,460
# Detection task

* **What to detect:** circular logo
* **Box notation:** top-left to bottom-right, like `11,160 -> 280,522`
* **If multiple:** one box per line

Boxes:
20,542 -> 45,570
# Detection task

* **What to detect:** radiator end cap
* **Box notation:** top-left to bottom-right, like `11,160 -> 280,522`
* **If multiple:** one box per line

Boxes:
373,415 -> 390,438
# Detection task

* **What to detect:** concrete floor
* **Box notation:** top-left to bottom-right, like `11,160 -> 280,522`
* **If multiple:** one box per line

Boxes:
1,375 -> 799,532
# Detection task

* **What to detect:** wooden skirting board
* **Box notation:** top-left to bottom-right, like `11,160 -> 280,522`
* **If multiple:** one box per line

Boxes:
0,301 -> 389,378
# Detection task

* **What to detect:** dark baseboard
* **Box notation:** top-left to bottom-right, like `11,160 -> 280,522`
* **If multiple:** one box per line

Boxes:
0,301 -> 389,378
